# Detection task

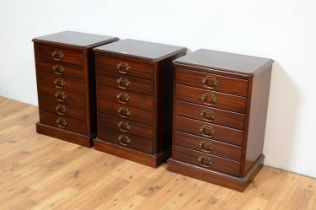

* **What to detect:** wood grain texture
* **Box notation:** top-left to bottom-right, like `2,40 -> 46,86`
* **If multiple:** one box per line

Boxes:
1,97 -> 316,210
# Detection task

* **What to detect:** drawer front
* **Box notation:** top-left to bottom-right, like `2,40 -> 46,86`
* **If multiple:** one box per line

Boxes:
97,85 -> 153,111
175,100 -> 245,130
98,113 -> 153,139
34,43 -> 83,65
38,100 -> 86,121
176,84 -> 247,114
36,61 -> 84,80
38,86 -> 86,107
173,146 -> 241,176
96,54 -> 154,80
174,116 -> 244,146
173,131 -> 242,161
176,68 -> 248,97
96,69 -> 153,95
97,100 -> 153,125
98,127 -> 153,154
39,111 -> 87,134
37,72 -> 85,94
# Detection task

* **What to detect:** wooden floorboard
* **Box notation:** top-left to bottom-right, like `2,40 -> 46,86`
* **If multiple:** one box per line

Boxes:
0,96 -> 315,210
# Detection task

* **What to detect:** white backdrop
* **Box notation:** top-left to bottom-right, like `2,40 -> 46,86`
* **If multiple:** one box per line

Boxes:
1,0 -> 316,178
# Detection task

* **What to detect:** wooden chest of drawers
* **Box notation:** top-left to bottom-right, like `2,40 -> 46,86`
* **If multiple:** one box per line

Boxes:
33,31 -> 118,146
94,39 -> 186,167
167,49 -> 272,191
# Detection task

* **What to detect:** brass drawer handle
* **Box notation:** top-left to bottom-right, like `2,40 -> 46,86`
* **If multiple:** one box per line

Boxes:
118,121 -> 131,133
117,107 -> 131,118
116,62 -> 130,74
52,65 -> 65,75
198,156 -> 213,168
117,93 -> 130,104
202,75 -> 218,90
56,117 -> 67,128
51,50 -> 64,61
117,77 -> 130,89
118,135 -> 131,146
200,110 -> 216,122
200,125 -> 215,138
55,104 -> 67,115
198,141 -> 213,153
54,91 -> 67,102
54,78 -> 66,89
201,93 -> 217,106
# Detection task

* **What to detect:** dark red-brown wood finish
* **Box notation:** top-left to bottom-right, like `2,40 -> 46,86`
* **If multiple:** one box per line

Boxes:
33,31 -> 118,146
94,39 -> 186,167
168,49 -> 272,191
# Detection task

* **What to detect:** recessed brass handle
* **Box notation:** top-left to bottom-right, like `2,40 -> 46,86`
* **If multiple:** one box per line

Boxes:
54,78 -> 66,89
117,93 -> 130,104
55,104 -> 67,115
198,156 -> 213,168
201,93 -> 217,106
117,121 -> 131,133
116,62 -> 130,74
52,65 -> 65,75
117,77 -> 130,89
117,107 -> 131,118
202,75 -> 218,90
51,50 -> 64,61
200,110 -> 216,122
200,125 -> 215,138
198,141 -> 213,153
56,117 -> 67,128
54,92 -> 67,102
118,135 -> 131,146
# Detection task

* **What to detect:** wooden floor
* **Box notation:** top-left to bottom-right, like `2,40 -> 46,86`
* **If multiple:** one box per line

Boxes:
0,96 -> 316,210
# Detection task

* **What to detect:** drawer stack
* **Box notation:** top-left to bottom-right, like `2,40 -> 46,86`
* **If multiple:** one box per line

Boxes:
33,31 -> 118,146
168,49 -> 272,191
94,39 -> 186,167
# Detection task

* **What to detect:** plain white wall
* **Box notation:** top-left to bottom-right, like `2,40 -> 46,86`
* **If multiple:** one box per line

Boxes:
1,0 -> 316,177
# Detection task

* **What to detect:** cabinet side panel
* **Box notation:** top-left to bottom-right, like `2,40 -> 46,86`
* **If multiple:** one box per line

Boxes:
243,63 -> 272,175
156,52 -> 186,153
87,48 -> 97,134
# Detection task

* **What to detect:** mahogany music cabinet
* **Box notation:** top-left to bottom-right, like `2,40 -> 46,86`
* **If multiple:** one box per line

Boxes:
33,31 -> 118,146
167,49 -> 272,191
94,39 -> 186,167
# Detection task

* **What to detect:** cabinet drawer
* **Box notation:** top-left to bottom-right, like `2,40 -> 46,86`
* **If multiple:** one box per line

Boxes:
173,146 -> 241,176
174,116 -> 244,146
38,86 -> 86,107
173,131 -> 242,161
39,111 -> 87,134
96,69 -> 153,95
97,100 -> 153,125
36,61 -> 84,80
175,100 -> 245,130
37,72 -> 85,94
176,67 -> 248,97
96,54 -> 154,80
97,85 -> 153,111
176,84 -> 247,114
98,113 -> 153,139
98,127 -> 153,154
34,43 -> 83,65
38,100 -> 86,121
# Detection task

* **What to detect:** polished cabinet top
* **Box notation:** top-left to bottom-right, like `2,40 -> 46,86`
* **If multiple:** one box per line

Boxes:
174,49 -> 272,75
32,31 -> 118,48
95,39 -> 187,62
